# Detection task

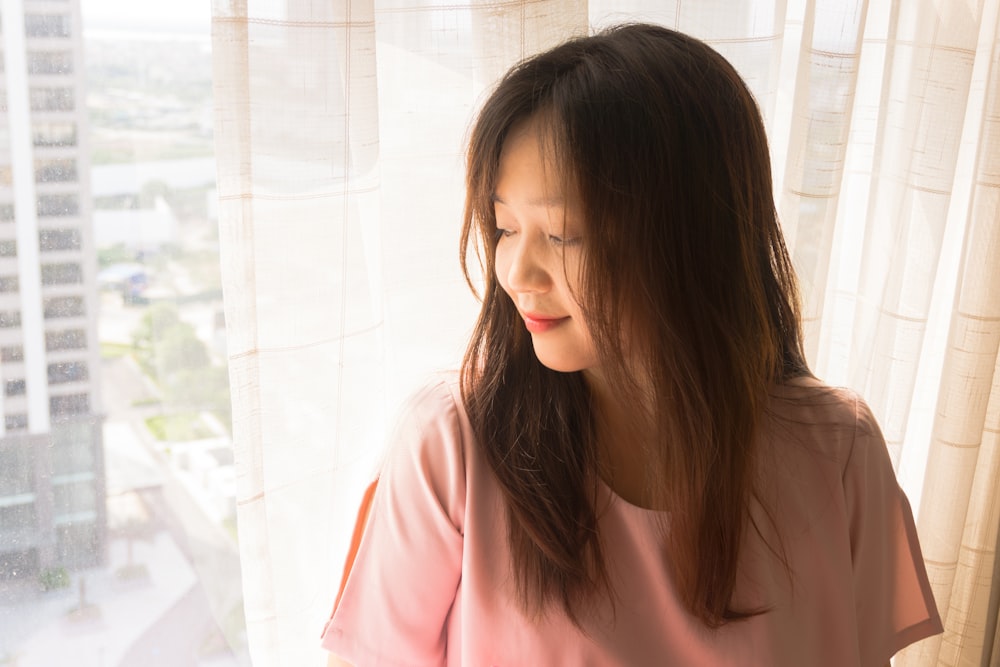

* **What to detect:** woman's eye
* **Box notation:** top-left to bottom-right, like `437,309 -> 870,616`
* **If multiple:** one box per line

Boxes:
549,235 -> 581,247
495,228 -> 514,241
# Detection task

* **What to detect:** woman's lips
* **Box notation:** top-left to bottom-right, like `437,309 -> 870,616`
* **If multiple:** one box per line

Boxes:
521,313 -> 569,333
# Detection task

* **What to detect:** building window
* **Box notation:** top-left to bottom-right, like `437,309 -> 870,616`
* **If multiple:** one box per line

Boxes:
5,379 -> 26,396
27,51 -> 73,75
0,240 -> 16,257
0,311 -> 21,328
0,346 -> 23,362
0,445 -> 33,495
4,413 -> 27,431
29,88 -> 74,113
53,480 -> 97,516
51,422 -> 95,475
48,361 -> 88,385
0,504 -> 36,535
41,262 -> 82,285
32,123 -> 76,148
0,276 -> 18,292
25,14 -> 72,38
43,296 -> 85,319
37,194 -> 79,217
35,159 -> 77,184
45,329 -> 85,351
0,205 -> 12,222
39,228 -> 81,252
50,393 -> 89,416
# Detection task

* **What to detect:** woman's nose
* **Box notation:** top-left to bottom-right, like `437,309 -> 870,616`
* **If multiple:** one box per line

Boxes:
503,237 -> 552,294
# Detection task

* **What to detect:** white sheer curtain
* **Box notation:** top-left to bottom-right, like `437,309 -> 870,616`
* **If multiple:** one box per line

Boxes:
210,0 -> 1000,664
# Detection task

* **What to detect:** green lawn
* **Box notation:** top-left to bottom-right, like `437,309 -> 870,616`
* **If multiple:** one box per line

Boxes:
145,413 -> 215,441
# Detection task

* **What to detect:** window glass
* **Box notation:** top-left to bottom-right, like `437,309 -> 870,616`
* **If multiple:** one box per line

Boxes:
41,262 -> 83,285
24,14 -> 72,38
0,444 -> 33,495
43,296 -> 86,318
48,361 -> 89,384
33,123 -> 77,148
29,87 -> 75,112
50,423 -> 95,476
49,393 -> 90,416
27,51 -> 74,75
0,311 -> 21,328
37,194 -> 79,217
5,379 -> 26,396
35,158 -> 78,183
53,479 -> 97,517
4,414 -> 28,431
39,228 -> 81,251
45,329 -> 86,351
2,3 -> 247,664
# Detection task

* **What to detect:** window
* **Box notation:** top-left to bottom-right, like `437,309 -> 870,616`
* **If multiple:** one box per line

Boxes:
53,480 -> 97,517
0,240 -> 16,257
4,8 -> 245,663
48,361 -> 88,384
24,14 -> 71,38
0,311 -> 20,328
49,393 -> 89,416
5,379 -> 26,396
43,296 -> 85,319
0,445 -> 33,495
45,329 -> 85,351
37,194 -> 79,217
50,422 -> 94,476
39,229 -> 81,252
41,262 -> 82,285
29,88 -> 74,113
35,159 -> 77,183
0,504 -> 36,541
27,51 -> 73,75
32,123 -> 76,148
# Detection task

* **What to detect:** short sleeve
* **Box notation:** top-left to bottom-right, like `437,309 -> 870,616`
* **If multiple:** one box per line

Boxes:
842,396 -> 943,666
321,380 -> 467,666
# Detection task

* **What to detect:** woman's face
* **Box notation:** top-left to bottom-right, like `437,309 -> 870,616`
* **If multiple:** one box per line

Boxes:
493,119 -> 599,375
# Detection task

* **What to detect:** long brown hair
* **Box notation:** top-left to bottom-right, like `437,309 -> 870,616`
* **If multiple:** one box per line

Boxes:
459,23 -> 808,628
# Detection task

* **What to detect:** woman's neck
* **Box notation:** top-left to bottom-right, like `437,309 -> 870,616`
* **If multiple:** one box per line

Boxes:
585,370 -> 661,509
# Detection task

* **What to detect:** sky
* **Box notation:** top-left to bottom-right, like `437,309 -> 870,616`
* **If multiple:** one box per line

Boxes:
80,0 -> 211,36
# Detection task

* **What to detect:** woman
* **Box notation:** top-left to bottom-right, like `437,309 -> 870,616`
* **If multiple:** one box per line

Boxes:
322,23 -> 941,665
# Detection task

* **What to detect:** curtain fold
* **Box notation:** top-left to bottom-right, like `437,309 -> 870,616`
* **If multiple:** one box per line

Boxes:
210,1 -> 1000,664
897,12 -> 1000,664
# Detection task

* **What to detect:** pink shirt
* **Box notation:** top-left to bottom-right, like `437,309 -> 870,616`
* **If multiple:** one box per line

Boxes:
321,374 -> 941,666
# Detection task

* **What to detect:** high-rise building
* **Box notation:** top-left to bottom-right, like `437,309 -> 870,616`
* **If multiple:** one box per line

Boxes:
0,0 -> 104,579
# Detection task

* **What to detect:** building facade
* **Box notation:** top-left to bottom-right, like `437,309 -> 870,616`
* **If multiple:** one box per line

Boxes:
0,0 -> 104,578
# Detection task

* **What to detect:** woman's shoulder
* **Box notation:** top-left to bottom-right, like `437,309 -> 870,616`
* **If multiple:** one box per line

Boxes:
764,374 -> 885,469
389,370 -> 469,448
394,371 -> 467,429
380,372 -> 472,520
